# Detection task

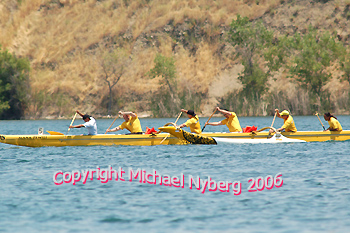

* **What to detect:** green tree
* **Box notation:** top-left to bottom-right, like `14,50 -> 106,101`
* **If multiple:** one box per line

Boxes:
287,28 -> 343,94
265,27 -> 344,113
148,53 -> 180,117
227,15 -> 274,102
0,45 -> 30,119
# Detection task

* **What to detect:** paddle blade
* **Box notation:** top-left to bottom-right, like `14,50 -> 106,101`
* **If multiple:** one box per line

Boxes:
47,131 -> 64,135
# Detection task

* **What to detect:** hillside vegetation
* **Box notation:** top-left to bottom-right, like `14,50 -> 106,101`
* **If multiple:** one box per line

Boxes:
0,0 -> 349,119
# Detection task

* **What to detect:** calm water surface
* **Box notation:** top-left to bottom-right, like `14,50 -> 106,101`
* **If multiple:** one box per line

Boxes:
0,116 -> 350,232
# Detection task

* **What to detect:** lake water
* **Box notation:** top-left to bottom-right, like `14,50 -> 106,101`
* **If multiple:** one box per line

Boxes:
1,116 -> 350,232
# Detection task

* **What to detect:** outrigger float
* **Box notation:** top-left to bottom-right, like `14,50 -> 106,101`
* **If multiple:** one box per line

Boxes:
0,124 -> 350,147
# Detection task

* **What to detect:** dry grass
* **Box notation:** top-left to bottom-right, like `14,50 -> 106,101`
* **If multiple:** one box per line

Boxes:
2,0 -> 349,117
176,42 -> 222,93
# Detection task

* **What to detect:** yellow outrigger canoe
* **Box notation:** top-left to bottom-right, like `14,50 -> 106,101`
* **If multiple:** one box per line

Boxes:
0,133 -> 184,147
0,126 -> 349,147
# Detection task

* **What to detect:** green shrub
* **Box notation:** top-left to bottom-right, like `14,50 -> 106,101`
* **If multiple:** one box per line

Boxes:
0,45 -> 31,119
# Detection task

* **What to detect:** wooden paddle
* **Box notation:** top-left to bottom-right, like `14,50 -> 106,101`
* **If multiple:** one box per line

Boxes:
201,109 -> 217,132
67,112 -> 78,135
315,112 -> 326,130
47,131 -> 64,135
270,112 -> 277,128
159,112 -> 183,145
105,115 -> 119,134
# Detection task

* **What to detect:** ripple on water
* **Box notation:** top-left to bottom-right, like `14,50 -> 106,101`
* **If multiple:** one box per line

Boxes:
100,217 -> 131,223
1,117 -> 350,232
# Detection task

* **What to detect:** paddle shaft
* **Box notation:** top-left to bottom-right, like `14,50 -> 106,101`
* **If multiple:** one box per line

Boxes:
160,112 -> 183,144
105,116 -> 118,134
174,111 -> 183,124
270,112 -> 277,128
315,112 -> 326,130
202,109 -> 217,132
67,112 -> 78,135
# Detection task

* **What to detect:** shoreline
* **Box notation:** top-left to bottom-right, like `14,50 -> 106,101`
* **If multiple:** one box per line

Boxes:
20,112 -> 350,120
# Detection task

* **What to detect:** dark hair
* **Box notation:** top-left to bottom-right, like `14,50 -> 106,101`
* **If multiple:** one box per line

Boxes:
187,110 -> 196,116
324,112 -> 337,119
222,108 -> 230,111
82,114 -> 91,120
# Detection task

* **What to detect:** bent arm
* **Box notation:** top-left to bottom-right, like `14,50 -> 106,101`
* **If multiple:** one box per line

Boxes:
69,124 -> 85,129
106,126 -> 122,133
206,121 -> 224,126
119,111 -> 137,118
181,109 -> 188,114
275,109 -> 282,118
217,107 -> 232,117
76,110 -> 84,118
278,121 -> 290,132
276,127 -> 284,132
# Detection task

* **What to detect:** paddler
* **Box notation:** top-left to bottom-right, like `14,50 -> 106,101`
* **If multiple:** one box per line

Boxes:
106,111 -> 143,134
204,107 -> 242,132
324,112 -> 342,131
270,109 -> 297,133
69,110 -> 98,135
178,109 -> 202,134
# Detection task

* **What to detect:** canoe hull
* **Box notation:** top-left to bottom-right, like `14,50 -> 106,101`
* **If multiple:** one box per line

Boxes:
203,131 -> 350,142
0,134 -> 183,147
158,127 -> 350,143
1,130 -> 350,147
